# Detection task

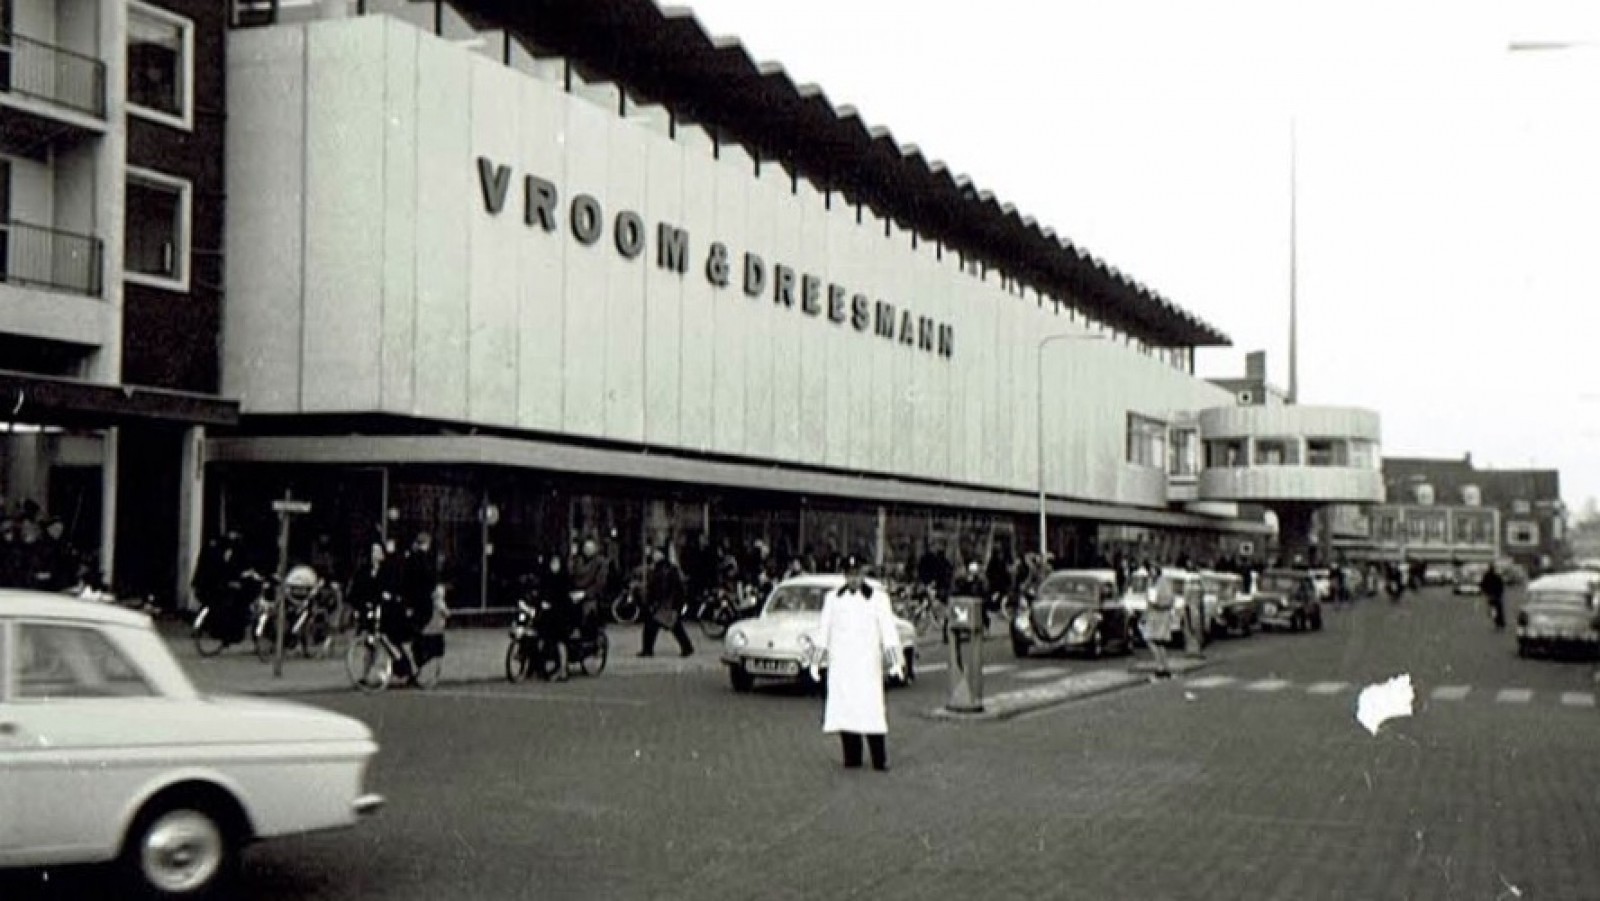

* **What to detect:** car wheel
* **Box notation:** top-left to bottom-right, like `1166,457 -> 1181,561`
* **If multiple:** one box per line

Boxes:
1311,612 -> 1324,632
1088,630 -> 1104,659
580,632 -> 609,676
729,666 -> 754,693
1011,637 -> 1030,659
900,649 -> 917,685
121,800 -> 239,900
1516,641 -> 1529,658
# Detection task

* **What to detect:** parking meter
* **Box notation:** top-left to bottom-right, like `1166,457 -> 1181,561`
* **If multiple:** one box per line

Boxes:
946,596 -> 985,713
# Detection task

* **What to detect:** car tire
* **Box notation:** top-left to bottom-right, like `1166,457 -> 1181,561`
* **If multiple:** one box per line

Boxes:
729,666 -> 754,693
1516,641 -> 1529,658
899,649 -> 917,686
121,799 -> 240,900
1011,637 -> 1030,659
1088,630 -> 1104,659
1310,612 -> 1324,632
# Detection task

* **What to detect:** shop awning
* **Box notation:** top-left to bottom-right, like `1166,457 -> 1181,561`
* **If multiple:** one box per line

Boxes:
208,433 -> 1270,536
0,369 -> 240,428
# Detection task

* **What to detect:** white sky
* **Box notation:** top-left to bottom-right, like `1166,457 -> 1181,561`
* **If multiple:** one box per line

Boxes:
679,0 -> 1600,512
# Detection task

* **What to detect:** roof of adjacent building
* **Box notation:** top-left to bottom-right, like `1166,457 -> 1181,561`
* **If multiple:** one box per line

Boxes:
1384,456 -> 1562,507
442,0 -> 1231,349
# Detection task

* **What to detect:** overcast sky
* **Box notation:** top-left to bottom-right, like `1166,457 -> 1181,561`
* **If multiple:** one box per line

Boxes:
680,0 -> 1600,512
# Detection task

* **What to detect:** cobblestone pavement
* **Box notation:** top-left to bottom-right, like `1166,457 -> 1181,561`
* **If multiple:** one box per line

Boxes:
9,587 -> 1598,900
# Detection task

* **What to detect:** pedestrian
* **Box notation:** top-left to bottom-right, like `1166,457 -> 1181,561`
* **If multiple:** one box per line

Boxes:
639,546 -> 694,657
1142,576 -> 1175,679
1480,563 -> 1507,629
399,532 -> 441,659
570,538 -> 607,640
809,556 -> 902,771
411,584 -> 450,677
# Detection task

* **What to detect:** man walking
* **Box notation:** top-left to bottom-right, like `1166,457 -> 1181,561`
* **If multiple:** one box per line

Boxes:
1480,563 -> 1507,629
639,547 -> 693,657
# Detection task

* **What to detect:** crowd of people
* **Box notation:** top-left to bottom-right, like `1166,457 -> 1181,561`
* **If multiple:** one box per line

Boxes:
0,498 -> 86,593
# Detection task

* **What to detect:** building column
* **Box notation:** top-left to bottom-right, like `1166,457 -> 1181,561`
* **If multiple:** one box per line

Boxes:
174,425 -> 207,611
99,426 -> 119,586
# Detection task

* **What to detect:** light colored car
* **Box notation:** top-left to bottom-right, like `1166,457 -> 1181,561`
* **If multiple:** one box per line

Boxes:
1454,562 -> 1488,595
0,591 -> 383,898
1516,572 -> 1600,658
722,575 -> 918,692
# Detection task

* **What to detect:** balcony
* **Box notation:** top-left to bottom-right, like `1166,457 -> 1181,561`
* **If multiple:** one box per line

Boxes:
1,220 -> 104,297
0,29 -> 108,152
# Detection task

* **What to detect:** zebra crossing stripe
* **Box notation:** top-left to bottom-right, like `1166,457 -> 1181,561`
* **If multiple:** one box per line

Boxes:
1431,685 -> 1471,701
1496,689 -> 1533,704
1245,678 -> 1291,692
1184,675 -> 1237,689
983,664 -> 1017,676
920,662 -> 949,674
1305,681 -> 1349,695
1014,667 -> 1069,681
1560,692 -> 1596,708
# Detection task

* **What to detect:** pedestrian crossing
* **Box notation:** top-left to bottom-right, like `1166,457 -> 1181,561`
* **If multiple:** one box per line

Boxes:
916,661 -> 1599,710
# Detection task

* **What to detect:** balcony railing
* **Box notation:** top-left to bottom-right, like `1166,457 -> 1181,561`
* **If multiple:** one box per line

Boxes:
0,220 -> 105,297
0,30 -> 107,119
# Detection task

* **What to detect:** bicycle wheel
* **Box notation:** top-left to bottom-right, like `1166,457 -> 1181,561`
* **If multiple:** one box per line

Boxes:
414,654 -> 443,689
611,592 -> 641,625
192,610 -> 227,657
300,611 -> 333,660
700,608 -> 731,640
505,640 -> 533,683
253,614 -> 276,663
579,632 -> 609,676
345,637 -> 391,693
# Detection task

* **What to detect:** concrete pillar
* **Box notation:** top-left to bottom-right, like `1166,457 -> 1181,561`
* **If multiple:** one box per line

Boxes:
175,425 -> 206,611
99,426 -> 118,586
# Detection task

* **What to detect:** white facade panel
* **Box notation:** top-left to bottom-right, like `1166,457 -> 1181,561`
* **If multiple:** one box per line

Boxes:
641,135 -> 685,446
766,170 -> 803,462
675,128 -> 716,452
301,22 -> 385,412
558,96 -> 612,439
466,57 -> 522,426
513,67 -> 568,431
795,181 -> 828,464
709,149 -> 749,454
602,117 -> 648,442
741,163 -> 777,461
379,20 -> 419,414
412,29 -> 471,421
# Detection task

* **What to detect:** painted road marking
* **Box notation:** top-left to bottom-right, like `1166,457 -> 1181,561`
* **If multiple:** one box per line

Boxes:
1496,689 -> 1533,704
920,662 -> 949,674
1431,685 -> 1471,701
983,664 -> 1017,676
1245,679 -> 1291,692
1185,675 -> 1238,689
1560,692 -> 1596,708
1014,666 -> 1070,681
1305,681 -> 1349,695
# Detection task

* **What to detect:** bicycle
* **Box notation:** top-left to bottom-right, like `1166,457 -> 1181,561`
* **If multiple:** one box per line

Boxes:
344,603 -> 442,693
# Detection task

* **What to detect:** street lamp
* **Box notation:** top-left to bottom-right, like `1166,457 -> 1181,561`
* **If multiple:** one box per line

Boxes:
1037,333 -> 1105,563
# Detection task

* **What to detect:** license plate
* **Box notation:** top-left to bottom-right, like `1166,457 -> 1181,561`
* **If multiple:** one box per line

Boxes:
745,658 -> 799,676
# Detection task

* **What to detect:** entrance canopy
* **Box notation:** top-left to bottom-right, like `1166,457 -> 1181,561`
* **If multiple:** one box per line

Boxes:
0,369 -> 240,429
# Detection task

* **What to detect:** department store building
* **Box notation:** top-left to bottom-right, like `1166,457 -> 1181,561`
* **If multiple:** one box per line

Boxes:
194,0 -> 1383,607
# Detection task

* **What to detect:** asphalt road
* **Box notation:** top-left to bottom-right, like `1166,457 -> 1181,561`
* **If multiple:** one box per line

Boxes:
11,585 -> 1600,900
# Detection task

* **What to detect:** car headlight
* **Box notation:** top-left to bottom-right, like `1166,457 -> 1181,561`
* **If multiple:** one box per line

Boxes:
729,629 -> 748,650
1070,615 -> 1092,635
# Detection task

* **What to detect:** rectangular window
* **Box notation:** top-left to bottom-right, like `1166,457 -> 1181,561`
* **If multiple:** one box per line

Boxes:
124,167 -> 191,291
17,623 -> 154,699
127,2 -> 194,129
1204,439 -> 1248,468
1507,521 -> 1539,547
1254,438 -> 1300,466
0,157 -> 9,282
1168,427 -> 1198,477
1348,440 -> 1379,470
1125,414 -> 1167,469
1305,438 -> 1348,467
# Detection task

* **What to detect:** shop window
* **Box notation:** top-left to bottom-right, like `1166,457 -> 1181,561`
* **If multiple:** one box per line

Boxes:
1306,438 -> 1347,467
1125,414 -> 1167,469
1512,500 -> 1531,515
1507,520 -> 1538,547
1254,438 -> 1299,466
124,168 -> 190,290
1204,439 -> 1248,468
128,2 -> 193,129
1167,427 -> 1198,478
1414,484 -> 1435,506
1461,485 -> 1481,506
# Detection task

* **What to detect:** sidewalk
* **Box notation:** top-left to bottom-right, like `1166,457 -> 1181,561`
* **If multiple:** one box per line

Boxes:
164,620 -> 727,696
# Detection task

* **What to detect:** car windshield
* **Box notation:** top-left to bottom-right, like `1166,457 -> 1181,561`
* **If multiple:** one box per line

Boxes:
1530,590 -> 1592,609
1039,576 -> 1107,603
765,585 -> 829,614
1259,574 -> 1301,592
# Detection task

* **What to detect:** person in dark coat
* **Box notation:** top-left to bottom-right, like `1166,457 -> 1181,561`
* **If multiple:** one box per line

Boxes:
569,538 -> 607,640
916,541 -> 954,596
346,540 -> 399,634
1480,564 -> 1507,629
400,532 -> 441,639
638,547 -> 693,657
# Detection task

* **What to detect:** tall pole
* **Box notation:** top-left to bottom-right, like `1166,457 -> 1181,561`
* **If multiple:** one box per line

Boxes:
1288,116 -> 1299,405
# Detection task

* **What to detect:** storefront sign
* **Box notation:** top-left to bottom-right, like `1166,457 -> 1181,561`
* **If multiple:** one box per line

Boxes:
476,157 -> 955,359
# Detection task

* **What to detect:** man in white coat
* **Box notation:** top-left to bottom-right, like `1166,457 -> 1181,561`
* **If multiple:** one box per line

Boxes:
810,556 -> 903,771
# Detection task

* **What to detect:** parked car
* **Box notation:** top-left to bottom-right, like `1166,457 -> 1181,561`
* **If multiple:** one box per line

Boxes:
1010,569 -> 1134,659
1255,569 -> 1323,632
0,590 -> 383,899
1516,572 -> 1600,659
1200,570 -> 1256,637
721,575 -> 918,693
1454,562 -> 1488,595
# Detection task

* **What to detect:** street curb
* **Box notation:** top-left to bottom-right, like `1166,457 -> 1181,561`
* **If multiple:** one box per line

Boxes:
921,655 -> 1215,723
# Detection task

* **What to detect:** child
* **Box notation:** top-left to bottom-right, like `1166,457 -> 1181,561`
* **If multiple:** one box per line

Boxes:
410,585 -> 449,680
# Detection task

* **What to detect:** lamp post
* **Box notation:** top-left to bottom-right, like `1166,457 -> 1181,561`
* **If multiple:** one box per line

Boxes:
1037,333 -> 1105,563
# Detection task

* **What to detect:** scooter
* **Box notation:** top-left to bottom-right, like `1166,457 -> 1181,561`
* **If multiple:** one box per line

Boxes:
504,590 -> 610,683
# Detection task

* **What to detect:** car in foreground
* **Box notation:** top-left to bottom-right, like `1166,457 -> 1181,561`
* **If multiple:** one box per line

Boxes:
721,575 -> 918,692
0,590 -> 383,899
1010,569 -> 1133,659
1516,572 -> 1600,658
1254,569 -> 1323,632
